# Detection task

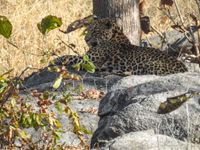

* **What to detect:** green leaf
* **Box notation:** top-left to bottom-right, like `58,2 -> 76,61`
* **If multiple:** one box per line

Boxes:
157,92 -> 191,114
9,125 -> 16,130
10,98 -> 16,107
54,119 -> 62,128
0,79 -> 9,93
34,114 -> 44,126
52,130 -> 61,140
55,102 -> 63,113
72,62 -> 81,71
17,129 -> 29,139
88,61 -> 96,69
37,15 -> 62,35
53,75 -> 63,89
81,62 -> 95,73
0,15 -> 12,38
80,27 -> 88,36
26,116 -> 32,126
83,55 -> 90,61
43,91 -> 49,99
80,126 -> 92,135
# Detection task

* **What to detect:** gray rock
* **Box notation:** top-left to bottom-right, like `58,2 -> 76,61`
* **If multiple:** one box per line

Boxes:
91,72 -> 200,148
19,67 -> 122,147
111,72 -> 200,90
18,92 -> 100,147
22,67 -> 122,92
99,130 -> 200,150
21,67 -> 200,149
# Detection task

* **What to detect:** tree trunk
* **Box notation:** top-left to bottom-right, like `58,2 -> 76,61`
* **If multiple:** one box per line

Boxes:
93,0 -> 141,46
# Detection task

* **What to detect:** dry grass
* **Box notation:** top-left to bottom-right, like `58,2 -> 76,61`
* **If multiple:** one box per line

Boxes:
0,0 -> 92,77
0,0 -> 198,77
145,0 -> 198,27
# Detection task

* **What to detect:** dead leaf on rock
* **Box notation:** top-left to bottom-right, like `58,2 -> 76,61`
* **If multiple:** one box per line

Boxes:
80,107 -> 98,114
64,144 -> 89,150
157,91 -> 199,114
81,89 -> 105,99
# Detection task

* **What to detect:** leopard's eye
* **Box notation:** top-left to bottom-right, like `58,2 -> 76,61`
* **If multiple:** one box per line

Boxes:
105,21 -> 112,29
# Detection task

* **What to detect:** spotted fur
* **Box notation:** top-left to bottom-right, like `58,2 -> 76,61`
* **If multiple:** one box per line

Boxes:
54,18 -> 187,75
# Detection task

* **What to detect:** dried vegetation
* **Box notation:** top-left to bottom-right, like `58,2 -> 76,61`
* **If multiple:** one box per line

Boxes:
0,0 -> 199,76
0,0 -> 92,76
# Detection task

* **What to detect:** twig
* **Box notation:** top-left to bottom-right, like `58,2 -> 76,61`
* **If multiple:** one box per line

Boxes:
189,27 -> 200,56
197,27 -> 200,56
151,26 -> 165,39
7,40 -> 19,49
0,81 -> 15,107
0,69 -> 13,77
18,67 -> 39,79
151,26 -> 168,50
174,0 -> 185,27
189,14 -> 200,56
165,8 -> 177,25
56,36 -> 81,56
195,0 -> 200,14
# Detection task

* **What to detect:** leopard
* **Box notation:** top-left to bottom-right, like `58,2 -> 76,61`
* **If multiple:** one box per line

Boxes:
54,16 -> 188,76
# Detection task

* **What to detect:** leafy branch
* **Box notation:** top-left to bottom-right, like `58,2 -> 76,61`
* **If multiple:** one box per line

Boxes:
0,15 -> 92,149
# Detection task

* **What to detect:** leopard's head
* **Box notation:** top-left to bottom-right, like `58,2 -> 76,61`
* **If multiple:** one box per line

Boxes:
85,18 -> 129,47
65,16 -> 131,47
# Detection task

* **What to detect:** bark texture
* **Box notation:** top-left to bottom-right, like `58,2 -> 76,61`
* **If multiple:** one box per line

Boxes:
93,0 -> 141,45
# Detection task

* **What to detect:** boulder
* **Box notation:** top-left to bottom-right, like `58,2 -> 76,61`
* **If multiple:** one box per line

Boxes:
22,68 -> 200,149
91,72 -> 200,149
98,130 -> 200,150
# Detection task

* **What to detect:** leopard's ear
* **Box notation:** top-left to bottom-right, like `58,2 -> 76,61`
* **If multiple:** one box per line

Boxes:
59,15 -> 95,34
